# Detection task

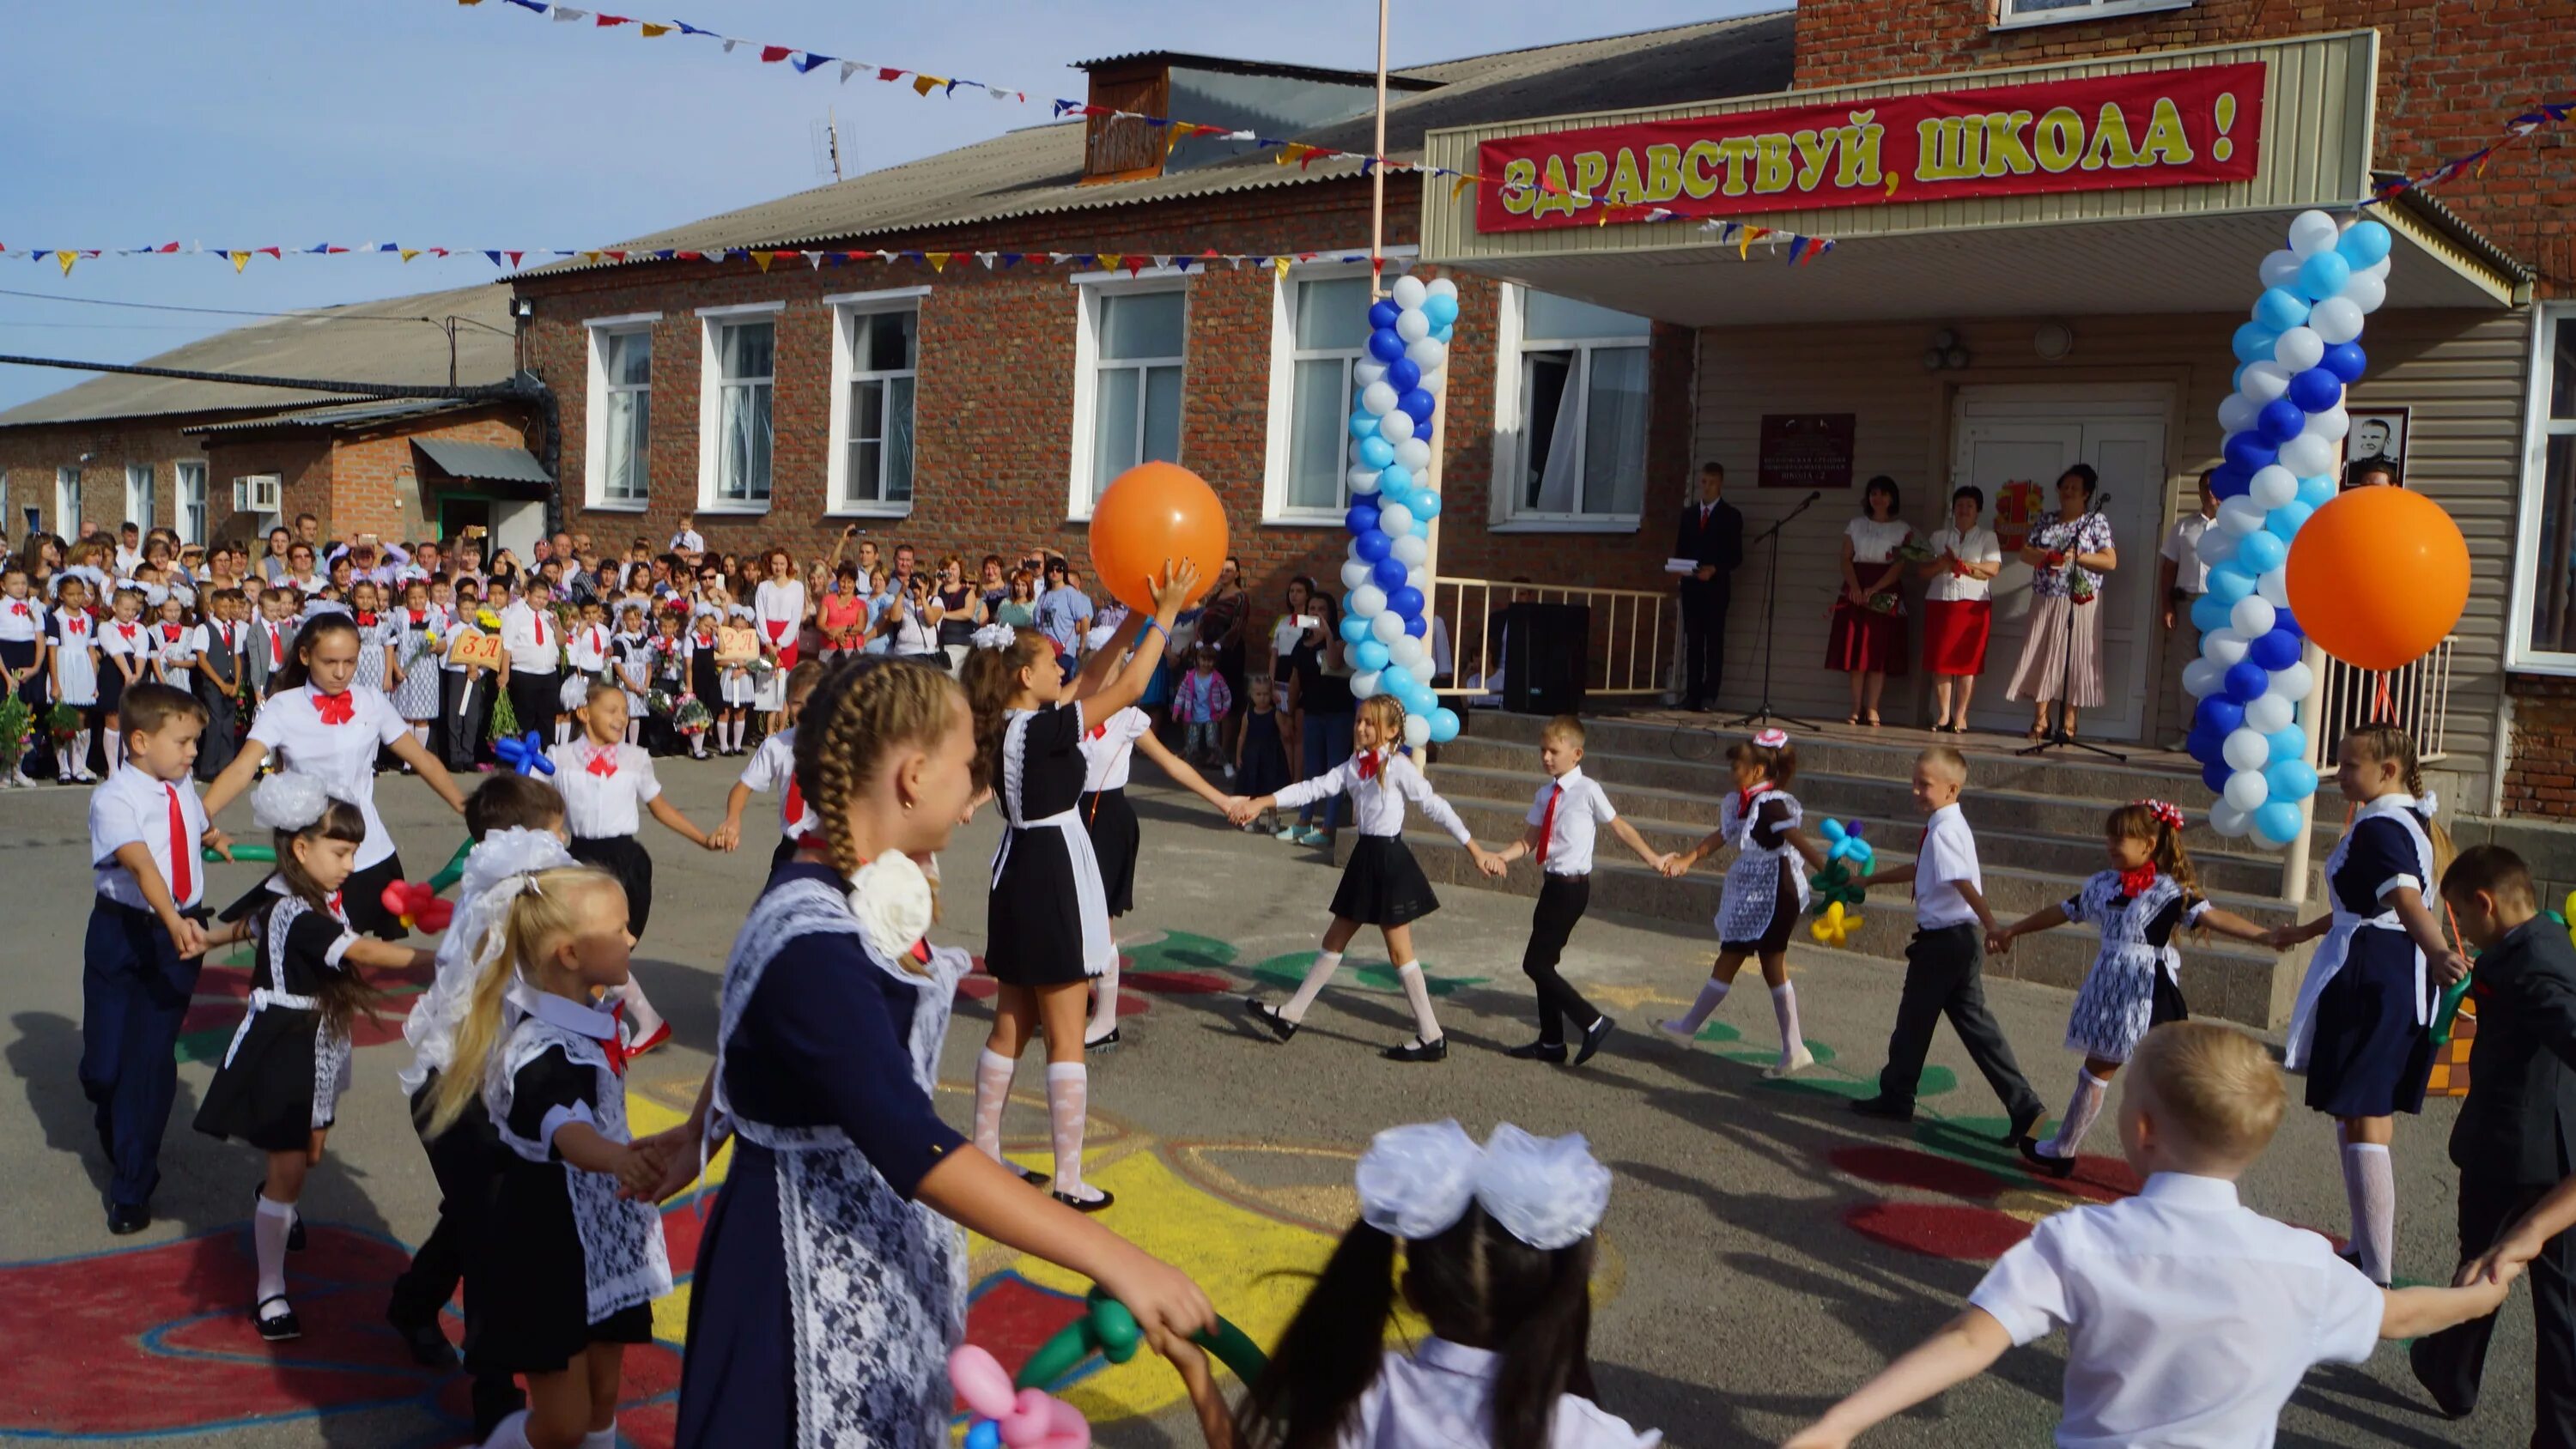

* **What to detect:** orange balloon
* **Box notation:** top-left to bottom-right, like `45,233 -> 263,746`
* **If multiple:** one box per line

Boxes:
1087,462 -> 1229,613
2282,487 -> 2470,670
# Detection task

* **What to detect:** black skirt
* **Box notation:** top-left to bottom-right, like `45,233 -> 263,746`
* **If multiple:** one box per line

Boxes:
2304,929 -> 2436,1119
467,1151 -> 656,1375
341,853 -> 410,941
194,1006 -> 337,1153
1080,788 -> 1139,919
690,650 -> 721,706
1721,859 -> 1802,955
97,658 -> 131,715
571,833 -> 656,941
1329,835 -> 1440,927
987,824 -> 1096,988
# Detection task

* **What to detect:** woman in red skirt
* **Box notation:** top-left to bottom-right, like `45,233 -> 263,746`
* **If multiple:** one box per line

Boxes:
1919,484 -> 2002,734
1827,476 -> 1913,725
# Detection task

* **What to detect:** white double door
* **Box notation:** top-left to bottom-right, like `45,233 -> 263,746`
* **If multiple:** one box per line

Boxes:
1952,385 -> 2171,743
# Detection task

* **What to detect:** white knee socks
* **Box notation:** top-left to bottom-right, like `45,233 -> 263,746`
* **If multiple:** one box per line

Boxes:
624,718 -> 641,746
1085,959 -> 1121,1044
254,1193 -> 296,1314
410,722 -> 431,748
579,1421 -> 617,1449
479,1410 -> 532,1449
2044,1070 -> 2111,1160
1046,1063 -> 1101,1203
1279,950 -> 1343,1022
1662,979 -> 1730,1037
103,727 -> 123,773
1771,982 -> 1803,1057
1394,961 -> 1443,1045
2343,1141 -> 2396,1283
971,1048 -> 1014,1162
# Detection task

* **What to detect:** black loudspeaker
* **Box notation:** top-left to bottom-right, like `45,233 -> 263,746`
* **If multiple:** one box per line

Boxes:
1504,602 -> 1589,715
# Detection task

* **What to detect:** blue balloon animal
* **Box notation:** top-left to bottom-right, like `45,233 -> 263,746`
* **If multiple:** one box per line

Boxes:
493,730 -> 556,778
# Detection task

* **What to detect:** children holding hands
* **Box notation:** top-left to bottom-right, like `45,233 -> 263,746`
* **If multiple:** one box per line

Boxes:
1658,728 -> 1824,1077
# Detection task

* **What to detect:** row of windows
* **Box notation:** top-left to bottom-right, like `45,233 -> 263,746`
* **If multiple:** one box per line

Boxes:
7,461 -> 209,545
580,272 -> 1653,530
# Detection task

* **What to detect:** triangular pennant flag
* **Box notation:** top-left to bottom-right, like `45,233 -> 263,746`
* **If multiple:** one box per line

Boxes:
639,21 -> 669,35
1171,256 -> 1192,272
228,251 -> 252,273
752,251 -> 775,272
911,73 -> 945,96
257,246 -> 281,258
506,250 -> 524,265
927,252 -> 950,273
673,20 -> 714,34
1787,236 -> 1810,265
503,0 -> 545,10
1097,253 -> 1120,273
1372,255 -> 1387,276
428,247 -> 451,258
55,251 -> 76,276
552,6 -> 587,21
1052,99 -> 1078,118
976,252 -> 996,270
400,249 -> 422,263
720,38 -> 743,52
793,52 -> 832,73
1450,174 -> 1474,203
805,252 -> 823,270
580,251 -> 603,264
878,66 -> 902,82
1151,254 -> 1171,270
605,250 -> 626,262
595,12 -> 630,25
999,252 -> 1023,268
987,88 -> 1013,102
1126,258 -> 1146,277
1273,256 -> 1291,280
840,60 -> 860,81
759,45 -> 791,63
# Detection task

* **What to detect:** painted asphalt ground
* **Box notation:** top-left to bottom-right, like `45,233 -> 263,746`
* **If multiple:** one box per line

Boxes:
0,755 -> 2545,1447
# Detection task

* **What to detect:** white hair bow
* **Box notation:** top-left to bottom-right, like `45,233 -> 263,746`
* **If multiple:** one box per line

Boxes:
970,621 -> 1018,652
1354,1119 -> 1611,1251
250,772 -> 334,833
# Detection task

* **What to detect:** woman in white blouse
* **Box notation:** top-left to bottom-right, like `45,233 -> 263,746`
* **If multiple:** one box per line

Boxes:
750,548 -> 806,731
1918,485 -> 2004,734
1826,476 -> 1913,727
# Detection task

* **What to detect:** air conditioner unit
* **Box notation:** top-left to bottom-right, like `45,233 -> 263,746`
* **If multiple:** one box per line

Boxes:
233,475 -> 282,513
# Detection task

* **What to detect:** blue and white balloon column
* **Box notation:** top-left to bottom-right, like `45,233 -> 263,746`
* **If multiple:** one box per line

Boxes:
1341,273 -> 1462,751
2187,209 -> 2392,848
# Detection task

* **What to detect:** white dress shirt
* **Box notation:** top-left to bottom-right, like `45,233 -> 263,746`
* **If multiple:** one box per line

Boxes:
546,740 -> 661,840
90,763 -> 209,912
1273,750 -> 1473,844
1911,802 -> 1984,930
1925,525 -> 2002,603
738,728 -> 811,840
500,599 -> 560,675
1969,1172 -> 2383,1449
2161,512 -> 2215,597
1525,767 -> 1618,876
669,528 -> 705,554
1346,1337 -> 1661,1448
565,621 -> 612,674
246,686 -> 409,869
1079,706 -> 1154,793
0,593 -> 41,644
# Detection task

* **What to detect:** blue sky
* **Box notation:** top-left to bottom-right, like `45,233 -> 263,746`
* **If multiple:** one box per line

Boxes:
0,0 -> 1775,411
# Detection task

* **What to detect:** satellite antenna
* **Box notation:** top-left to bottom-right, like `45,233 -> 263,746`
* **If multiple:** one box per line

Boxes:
811,108 -> 845,182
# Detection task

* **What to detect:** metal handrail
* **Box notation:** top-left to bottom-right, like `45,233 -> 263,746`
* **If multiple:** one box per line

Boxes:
1430,575 -> 1675,699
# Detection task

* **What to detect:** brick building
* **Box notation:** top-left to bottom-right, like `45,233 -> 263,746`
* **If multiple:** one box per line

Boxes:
0,283 -> 542,552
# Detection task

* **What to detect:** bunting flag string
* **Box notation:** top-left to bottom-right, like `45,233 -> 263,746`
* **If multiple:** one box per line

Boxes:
2367,95 -> 2574,204
447,0 -> 1838,251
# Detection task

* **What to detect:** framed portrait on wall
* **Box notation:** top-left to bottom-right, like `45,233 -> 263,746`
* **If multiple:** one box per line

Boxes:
2343,408 -> 2410,489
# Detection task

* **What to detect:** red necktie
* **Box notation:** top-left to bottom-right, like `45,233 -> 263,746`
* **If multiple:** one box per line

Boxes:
269,627 -> 283,666
326,890 -> 343,918
782,775 -> 805,831
586,748 -> 618,778
532,611 -> 545,647
314,690 -> 355,725
165,784 -> 193,904
1356,751 -> 1382,781
1535,784 -> 1561,867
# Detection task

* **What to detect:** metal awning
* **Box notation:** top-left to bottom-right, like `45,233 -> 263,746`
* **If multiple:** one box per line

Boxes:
414,438 -> 552,484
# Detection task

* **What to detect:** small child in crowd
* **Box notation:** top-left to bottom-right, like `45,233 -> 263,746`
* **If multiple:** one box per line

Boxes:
1787,1022 -> 2512,1448
1229,673 -> 1291,832
52,575 -> 102,781
1174,641 -> 1232,770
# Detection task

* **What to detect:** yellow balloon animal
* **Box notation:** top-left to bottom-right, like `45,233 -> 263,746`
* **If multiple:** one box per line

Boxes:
1811,900 -> 1863,947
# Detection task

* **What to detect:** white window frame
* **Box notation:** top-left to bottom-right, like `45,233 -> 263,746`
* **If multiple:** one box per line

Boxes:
2508,301 -> 2576,672
825,286 -> 930,519
1991,0 -> 2192,29
175,460 -> 207,546
1067,268 -> 1189,522
125,463 -> 155,534
583,311 -> 659,512
56,466 -> 81,536
1259,251 -> 1422,528
696,300 -> 785,514
1486,283 -> 1652,534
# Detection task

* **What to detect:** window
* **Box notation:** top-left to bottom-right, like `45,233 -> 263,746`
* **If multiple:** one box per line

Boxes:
56,466 -> 81,535
125,463 -> 155,534
696,303 -> 781,511
176,461 -> 207,545
827,289 -> 926,515
1493,288 -> 1651,528
1070,278 -> 1186,516
584,315 -> 656,508
1993,0 -> 2191,28
2513,305 -> 2576,667
1267,273 -> 1376,522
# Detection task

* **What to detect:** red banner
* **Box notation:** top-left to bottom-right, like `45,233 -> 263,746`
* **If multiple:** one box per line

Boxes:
1475,63 -> 2264,233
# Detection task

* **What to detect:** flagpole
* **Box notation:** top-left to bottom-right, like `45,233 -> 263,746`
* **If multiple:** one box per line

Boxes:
1369,0 -> 1389,298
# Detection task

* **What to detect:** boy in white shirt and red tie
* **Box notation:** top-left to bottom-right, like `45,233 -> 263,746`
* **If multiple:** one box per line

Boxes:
82,682 -> 226,1234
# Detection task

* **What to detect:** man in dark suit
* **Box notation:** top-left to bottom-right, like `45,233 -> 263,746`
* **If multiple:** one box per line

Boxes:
2417,845 -> 2576,1444
1673,461 -> 1744,712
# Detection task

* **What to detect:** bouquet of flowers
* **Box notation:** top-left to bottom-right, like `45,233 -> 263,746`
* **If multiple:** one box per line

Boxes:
673,693 -> 713,737
489,688 -> 520,743
2069,571 -> 2098,605
46,700 -> 82,743
1893,541 -> 1938,564
744,654 -> 778,687
0,694 -> 29,775
1864,591 -> 1904,615
647,687 -> 677,720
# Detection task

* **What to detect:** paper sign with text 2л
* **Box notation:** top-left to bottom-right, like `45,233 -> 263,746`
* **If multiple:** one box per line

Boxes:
1475,63 -> 2264,233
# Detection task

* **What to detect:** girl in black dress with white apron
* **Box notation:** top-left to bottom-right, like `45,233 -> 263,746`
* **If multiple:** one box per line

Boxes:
959,563 -> 1195,1210
1075,702 -> 1237,1050
1656,731 -> 1828,1077
195,775 -> 435,1340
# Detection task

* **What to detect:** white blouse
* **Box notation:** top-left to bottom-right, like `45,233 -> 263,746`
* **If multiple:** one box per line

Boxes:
1924,524 -> 2003,603
737,728 -> 810,840
1079,706 -> 1154,793
0,594 -> 45,645
546,740 -> 662,840
753,579 -> 806,649
1345,1338 -> 1661,1448
1844,515 -> 1914,564
246,686 -> 410,870
1273,749 -> 1473,844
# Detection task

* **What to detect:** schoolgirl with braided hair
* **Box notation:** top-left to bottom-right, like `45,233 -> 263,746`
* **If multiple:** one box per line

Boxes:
653,653 -> 1216,1448
1990,798 -> 2272,1176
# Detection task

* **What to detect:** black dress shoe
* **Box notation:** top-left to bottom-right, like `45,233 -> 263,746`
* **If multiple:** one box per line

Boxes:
254,1295 -> 302,1343
388,1309 -> 459,1367
1573,1015 -> 1617,1066
2017,1137 -> 2078,1179
2003,1103 -> 2045,1145
1052,1187 -> 1115,1213
1245,998 -> 1298,1042
1505,1040 -> 1569,1064
1850,1094 -> 1914,1124
1083,1028 -> 1121,1052
106,1202 -> 149,1235
2407,1337 -> 2474,1416
2340,1246 -> 2393,1290
1383,1036 -> 1448,1064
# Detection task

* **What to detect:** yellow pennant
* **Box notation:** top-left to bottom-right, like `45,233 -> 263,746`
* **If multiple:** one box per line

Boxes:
1736,230 -> 1751,260
752,251 -> 775,273
580,251 -> 602,265
1098,253 -> 1121,273
640,21 -> 669,35
927,252 -> 950,273
399,249 -> 421,264
54,250 -> 76,276
1450,173 -> 1473,203
1273,256 -> 1291,280
911,73 -> 945,97
228,250 -> 252,273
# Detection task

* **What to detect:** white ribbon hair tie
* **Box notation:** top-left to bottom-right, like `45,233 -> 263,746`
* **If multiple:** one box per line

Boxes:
250,772 -> 334,834
970,622 -> 1018,652
1354,1119 -> 1612,1252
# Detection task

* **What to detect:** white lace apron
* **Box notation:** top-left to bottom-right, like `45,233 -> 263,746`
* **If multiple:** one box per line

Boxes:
2284,797 -> 2435,1072
1716,786 -> 1811,943
710,876 -> 972,1449
989,708 -> 1114,978
489,1018 -> 674,1322
223,896 -> 350,1129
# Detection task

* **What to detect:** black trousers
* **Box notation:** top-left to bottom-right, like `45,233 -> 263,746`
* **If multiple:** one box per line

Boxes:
1679,579 -> 1728,707
1524,873 -> 1601,1043
1877,924 -> 2044,1119
440,670 -> 491,772
387,1076 -> 525,1436
2413,1169 -> 2576,1446
79,901 -> 204,1209
505,669 -> 562,745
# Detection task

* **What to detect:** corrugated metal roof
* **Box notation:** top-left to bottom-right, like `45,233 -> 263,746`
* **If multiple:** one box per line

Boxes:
414,438 -> 553,484
523,11 -> 1794,275
0,283 -> 517,429
1070,51 -> 1441,91
182,397 -> 477,435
